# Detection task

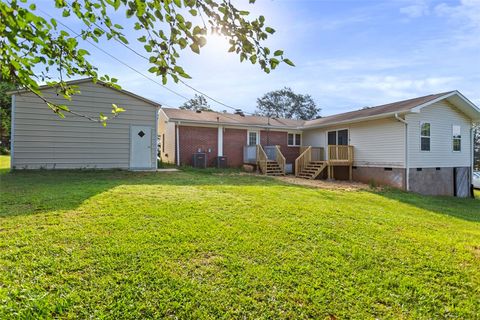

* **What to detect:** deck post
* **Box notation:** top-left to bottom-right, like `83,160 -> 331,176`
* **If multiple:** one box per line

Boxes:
349,165 -> 353,181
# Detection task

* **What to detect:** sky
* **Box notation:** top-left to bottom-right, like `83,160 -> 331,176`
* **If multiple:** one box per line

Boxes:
41,0 -> 480,116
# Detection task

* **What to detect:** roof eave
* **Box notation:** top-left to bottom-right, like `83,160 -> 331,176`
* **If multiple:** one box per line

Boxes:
167,118 -> 303,130
300,111 -> 410,130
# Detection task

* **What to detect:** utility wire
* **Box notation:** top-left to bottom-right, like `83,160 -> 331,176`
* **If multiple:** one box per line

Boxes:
38,8 -> 191,107
69,7 -> 254,115
39,7 -> 258,117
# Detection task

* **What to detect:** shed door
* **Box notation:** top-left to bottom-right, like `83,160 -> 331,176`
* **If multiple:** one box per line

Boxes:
130,125 -> 153,169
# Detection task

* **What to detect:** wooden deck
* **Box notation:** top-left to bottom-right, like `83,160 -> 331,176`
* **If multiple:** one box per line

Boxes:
295,145 -> 354,180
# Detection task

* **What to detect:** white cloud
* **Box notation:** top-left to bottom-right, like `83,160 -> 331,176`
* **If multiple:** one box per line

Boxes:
400,1 -> 430,18
435,0 -> 480,28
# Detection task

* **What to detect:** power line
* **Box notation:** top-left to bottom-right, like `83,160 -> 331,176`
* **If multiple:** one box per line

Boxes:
38,8 -> 191,107
69,7 -> 254,115
38,7 -> 257,117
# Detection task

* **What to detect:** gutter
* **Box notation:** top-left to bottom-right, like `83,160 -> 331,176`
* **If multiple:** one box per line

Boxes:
395,113 -> 409,191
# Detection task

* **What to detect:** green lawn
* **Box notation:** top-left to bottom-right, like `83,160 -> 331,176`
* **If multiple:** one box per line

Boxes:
0,159 -> 479,319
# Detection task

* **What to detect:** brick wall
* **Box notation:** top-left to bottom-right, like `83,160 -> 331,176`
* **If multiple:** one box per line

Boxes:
260,130 -> 300,166
223,128 -> 247,167
178,126 -> 217,166
178,126 -> 300,168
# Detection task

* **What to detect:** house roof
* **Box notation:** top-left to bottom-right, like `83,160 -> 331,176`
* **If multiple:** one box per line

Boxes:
161,108 -> 305,129
303,91 -> 455,128
304,91 -> 480,128
8,78 -> 162,108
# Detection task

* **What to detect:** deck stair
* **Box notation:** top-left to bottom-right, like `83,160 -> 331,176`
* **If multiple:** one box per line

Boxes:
264,160 -> 285,176
297,161 -> 327,179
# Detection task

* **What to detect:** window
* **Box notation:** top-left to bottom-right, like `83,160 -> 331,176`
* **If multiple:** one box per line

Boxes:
327,129 -> 349,145
288,133 -> 301,146
420,122 -> 430,151
452,125 -> 461,152
247,131 -> 259,146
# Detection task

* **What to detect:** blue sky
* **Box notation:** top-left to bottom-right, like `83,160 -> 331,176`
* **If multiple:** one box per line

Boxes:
44,0 -> 480,116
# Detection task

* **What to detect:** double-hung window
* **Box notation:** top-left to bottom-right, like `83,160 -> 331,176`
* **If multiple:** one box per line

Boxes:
452,125 -> 461,152
420,122 -> 430,151
288,133 -> 301,146
327,129 -> 349,145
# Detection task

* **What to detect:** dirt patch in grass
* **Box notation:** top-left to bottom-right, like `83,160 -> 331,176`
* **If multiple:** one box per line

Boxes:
275,176 -> 371,191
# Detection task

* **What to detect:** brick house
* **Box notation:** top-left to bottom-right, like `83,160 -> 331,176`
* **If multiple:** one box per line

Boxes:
159,91 -> 480,197
158,108 -> 303,171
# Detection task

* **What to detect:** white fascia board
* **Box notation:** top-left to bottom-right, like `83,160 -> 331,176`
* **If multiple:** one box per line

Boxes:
411,91 -> 480,120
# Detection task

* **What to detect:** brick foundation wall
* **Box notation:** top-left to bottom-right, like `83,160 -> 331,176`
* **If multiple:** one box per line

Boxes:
178,126 -> 217,166
223,128 -> 247,167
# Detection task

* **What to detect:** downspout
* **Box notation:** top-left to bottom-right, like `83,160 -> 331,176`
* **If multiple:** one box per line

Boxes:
471,125 -> 475,196
176,122 -> 180,166
395,113 -> 409,191
10,94 -> 15,170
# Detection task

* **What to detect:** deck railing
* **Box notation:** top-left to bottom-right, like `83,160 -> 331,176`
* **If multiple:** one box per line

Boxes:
275,145 -> 286,174
328,145 -> 354,163
295,146 -> 311,176
256,144 -> 268,174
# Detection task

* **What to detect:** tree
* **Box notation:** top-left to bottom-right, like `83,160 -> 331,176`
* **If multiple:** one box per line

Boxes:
255,87 -> 320,120
0,81 -> 16,148
180,94 -> 212,112
0,0 -> 293,125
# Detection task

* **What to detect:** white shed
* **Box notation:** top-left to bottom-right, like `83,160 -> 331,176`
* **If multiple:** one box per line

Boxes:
10,78 -> 160,170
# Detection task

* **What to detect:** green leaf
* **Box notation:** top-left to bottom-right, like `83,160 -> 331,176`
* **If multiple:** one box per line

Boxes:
283,58 -> 295,67
190,43 -> 200,54
29,3 -> 36,10
274,50 -> 283,56
265,27 -> 275,34
173,0 -> 182,8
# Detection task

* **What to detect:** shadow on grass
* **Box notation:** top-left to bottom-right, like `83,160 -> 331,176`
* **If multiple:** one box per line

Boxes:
0,168 -> 287,218
2,167 -> 478,222
375,188 -> 480,223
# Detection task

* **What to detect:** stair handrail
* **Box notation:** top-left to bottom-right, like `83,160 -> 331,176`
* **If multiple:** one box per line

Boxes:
295,146 -> 312,176
256,144 -> 268,175
274,145 -> 286,174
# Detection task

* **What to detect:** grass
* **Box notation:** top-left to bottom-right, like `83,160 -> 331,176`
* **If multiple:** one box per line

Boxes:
0,159 -> 479,319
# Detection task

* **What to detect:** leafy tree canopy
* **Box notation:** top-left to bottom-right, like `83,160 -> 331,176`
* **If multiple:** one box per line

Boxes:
179,94 -> 212,112
255,87 -> 320,120
0,0 -> 292,125
0,81 -> 16,147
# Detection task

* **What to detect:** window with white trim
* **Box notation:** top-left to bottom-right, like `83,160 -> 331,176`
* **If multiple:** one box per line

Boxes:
452,125 -> 461,152
248,131 -> 259,146
288,133 -> 301,146
420,122 -> 430,151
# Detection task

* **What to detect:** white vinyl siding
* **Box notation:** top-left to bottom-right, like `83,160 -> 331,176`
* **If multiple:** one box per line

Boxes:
406,100 -> 471,168
303,118 -> 406,167
12,82 -> 157,169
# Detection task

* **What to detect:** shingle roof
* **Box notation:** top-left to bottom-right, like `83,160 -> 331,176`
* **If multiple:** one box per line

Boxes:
162,91 -> 474,129
303,91 -> 454,127
161,108 -> 305,128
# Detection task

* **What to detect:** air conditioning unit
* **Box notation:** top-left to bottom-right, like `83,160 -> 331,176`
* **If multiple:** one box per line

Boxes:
192,153 -> 207,168
216,156 -> 228,168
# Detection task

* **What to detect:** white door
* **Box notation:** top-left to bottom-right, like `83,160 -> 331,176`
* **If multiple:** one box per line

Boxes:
130,125 -> 153,169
